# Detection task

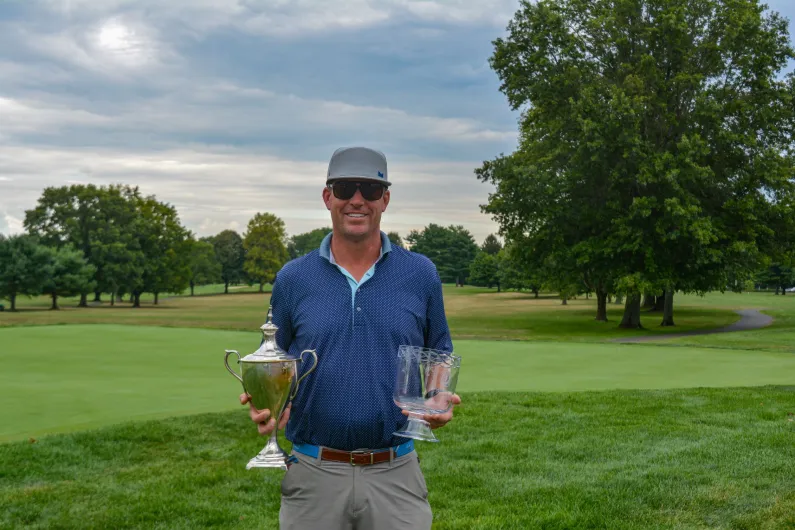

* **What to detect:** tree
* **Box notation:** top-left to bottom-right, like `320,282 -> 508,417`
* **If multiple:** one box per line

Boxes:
481,234 -> 502,255
209,230 -> 245,294
243,213 -> 289,292
132,196 -> 191,306
387,231 -> 404,249
24,184 -> 144,306
186,239 -> 221,296
287,227 -> 332,259
42,246 -> 96,310
469,252 -> 501,290
0,235 -> 53,311
480,0 -> 795,329
406,224 -> 479,286
497,244 -> 544,297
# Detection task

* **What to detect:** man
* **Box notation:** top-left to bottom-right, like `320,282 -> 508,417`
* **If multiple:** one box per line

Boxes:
239,146 -> 461,530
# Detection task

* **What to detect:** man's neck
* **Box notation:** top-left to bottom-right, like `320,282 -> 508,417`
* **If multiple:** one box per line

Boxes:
330,230 -> 382,270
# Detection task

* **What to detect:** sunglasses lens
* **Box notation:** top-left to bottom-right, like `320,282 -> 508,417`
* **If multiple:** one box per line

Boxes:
331,181 -> 384,201
361,183 -> 384,201
332,182 -> 357,200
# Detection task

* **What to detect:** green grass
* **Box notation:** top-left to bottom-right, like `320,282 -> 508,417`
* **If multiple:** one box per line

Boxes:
3,325 -> 795,443
2,388 -> 793,529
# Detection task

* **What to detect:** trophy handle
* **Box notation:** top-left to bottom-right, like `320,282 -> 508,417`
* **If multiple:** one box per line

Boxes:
224,350 -> 244,385
291,349 -> 318,399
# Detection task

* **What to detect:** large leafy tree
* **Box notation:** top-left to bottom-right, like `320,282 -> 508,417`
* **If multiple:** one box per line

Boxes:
131,196 -> 191,306
23,184 -> 144,306
0,235 -> 53,311
287,227 -> 332,259
406,224 -> 479,285
186,239 -> 221,296
468,252 -> 501,290
42,246 -> 96,310
479,0 -> 795,329
481,234 -> 502,255
243,212 -> 289,292
208,230 -> 246,294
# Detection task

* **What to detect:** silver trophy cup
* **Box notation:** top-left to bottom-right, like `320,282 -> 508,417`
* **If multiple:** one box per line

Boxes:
224,308 -> 317,470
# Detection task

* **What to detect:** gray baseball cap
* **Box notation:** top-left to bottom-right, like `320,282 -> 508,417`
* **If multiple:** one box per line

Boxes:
326,146 -> 391,187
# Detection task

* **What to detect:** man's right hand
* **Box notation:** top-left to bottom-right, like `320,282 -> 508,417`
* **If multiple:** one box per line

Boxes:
240,393 -> 291,436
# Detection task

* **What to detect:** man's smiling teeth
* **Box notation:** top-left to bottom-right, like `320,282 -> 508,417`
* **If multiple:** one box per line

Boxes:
346,213 -> 366,217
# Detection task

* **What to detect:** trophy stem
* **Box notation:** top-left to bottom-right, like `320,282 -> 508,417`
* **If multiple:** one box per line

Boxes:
393,414 -> 439,443
246,431 -> 288,470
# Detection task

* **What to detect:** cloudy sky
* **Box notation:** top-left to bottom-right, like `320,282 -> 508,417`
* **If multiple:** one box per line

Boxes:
1,1 -> 793,245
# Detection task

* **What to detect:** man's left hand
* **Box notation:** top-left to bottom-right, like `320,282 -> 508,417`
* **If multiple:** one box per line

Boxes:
402,393 -> 462,429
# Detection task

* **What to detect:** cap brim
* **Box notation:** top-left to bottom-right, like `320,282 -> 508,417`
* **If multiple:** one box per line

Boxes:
326,175 -> 391,186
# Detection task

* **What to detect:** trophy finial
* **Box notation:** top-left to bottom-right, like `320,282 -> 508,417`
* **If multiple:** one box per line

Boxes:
261,305 -> 278,341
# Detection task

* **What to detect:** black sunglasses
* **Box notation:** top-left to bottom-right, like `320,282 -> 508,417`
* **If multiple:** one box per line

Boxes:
328,181 -> 386,201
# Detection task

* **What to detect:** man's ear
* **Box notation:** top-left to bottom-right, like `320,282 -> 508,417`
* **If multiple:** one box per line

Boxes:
382,189 -> 390,211
322,187 -> 332,210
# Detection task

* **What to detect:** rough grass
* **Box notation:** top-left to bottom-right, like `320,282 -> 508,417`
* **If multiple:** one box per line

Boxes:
1,388 -> 793,529
1,286 -> 747,341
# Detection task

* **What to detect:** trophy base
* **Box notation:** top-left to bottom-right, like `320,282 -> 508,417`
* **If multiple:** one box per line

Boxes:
246,453 -> 288,470
245,435 -> 288,470
393,417 -> 440,443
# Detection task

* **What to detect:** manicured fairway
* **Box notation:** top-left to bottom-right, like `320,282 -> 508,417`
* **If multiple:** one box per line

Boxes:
3,325 -> 795,442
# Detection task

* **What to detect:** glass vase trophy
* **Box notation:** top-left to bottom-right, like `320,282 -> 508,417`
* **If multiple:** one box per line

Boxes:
393,345 -> 461,442
224,307 -> 318,470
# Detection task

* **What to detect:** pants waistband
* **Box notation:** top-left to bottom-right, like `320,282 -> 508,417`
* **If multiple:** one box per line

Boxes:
292,440 -> 414,460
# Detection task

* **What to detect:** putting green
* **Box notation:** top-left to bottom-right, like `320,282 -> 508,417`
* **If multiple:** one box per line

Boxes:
2,325 -> 794,442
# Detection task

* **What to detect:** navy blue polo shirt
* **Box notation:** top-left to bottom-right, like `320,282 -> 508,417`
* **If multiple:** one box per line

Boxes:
269,231 -> 454,451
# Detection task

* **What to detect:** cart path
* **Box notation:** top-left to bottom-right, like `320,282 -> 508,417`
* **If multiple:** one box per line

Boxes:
612,309 -> 773,343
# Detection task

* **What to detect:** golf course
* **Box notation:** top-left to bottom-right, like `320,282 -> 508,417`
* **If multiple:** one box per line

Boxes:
1,286 -> 793,529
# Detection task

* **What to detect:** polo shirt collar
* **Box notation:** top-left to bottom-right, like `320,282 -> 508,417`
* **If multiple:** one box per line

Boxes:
319,231 -> 392,264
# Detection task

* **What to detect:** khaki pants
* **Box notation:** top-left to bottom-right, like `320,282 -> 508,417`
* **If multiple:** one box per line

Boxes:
279,450 -> 433,530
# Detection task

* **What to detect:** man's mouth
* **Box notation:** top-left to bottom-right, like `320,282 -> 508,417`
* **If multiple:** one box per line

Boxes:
345,213 -> 366,218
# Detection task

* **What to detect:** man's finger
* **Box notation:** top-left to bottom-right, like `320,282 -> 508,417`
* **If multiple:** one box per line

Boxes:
257,417 -> 276,436
239,393 -> 250,405
250,407 -> 271,424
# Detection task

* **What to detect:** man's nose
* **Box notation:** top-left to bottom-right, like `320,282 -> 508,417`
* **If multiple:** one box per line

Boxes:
348,189 -> 365,205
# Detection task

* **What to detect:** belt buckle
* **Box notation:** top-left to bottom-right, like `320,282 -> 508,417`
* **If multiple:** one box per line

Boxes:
349,450 -> 374,466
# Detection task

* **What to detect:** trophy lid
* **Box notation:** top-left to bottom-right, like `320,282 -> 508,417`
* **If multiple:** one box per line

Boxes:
240,306 -> 296,363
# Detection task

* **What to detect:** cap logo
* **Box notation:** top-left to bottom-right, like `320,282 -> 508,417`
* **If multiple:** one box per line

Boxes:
378,171 -> 384,178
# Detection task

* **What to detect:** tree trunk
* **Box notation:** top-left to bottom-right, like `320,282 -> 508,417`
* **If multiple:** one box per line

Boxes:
190,281 -> 195,296
259,282 -> 264,293
110,289 -> 116,307
782,286 -> 787,296
497,281 -> 501,293
775,286 -> 780,295
607,295 -> 612,304
533,289 -> 539,299
561,298 -> 567,305
652,292 -> 665,312
51,293 -> 59,310
154,292 -> 159,305
595,290 -> 608,322
94,291 -> 101,302
643,293 -> 655,309
661,290 -> 675,326
79,293 -> 88,308
619,294 -> 642,329
224,280 -> 229,294
614,295 -> 623,305
133,291 -> 141,308
116,292 -> 124,303
10,293 -> 16,311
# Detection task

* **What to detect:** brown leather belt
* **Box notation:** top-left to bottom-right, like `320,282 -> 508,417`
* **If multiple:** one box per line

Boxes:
320,447 -> 393,466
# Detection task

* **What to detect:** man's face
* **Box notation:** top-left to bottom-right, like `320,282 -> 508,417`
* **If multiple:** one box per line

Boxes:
323,179 -> 390,242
